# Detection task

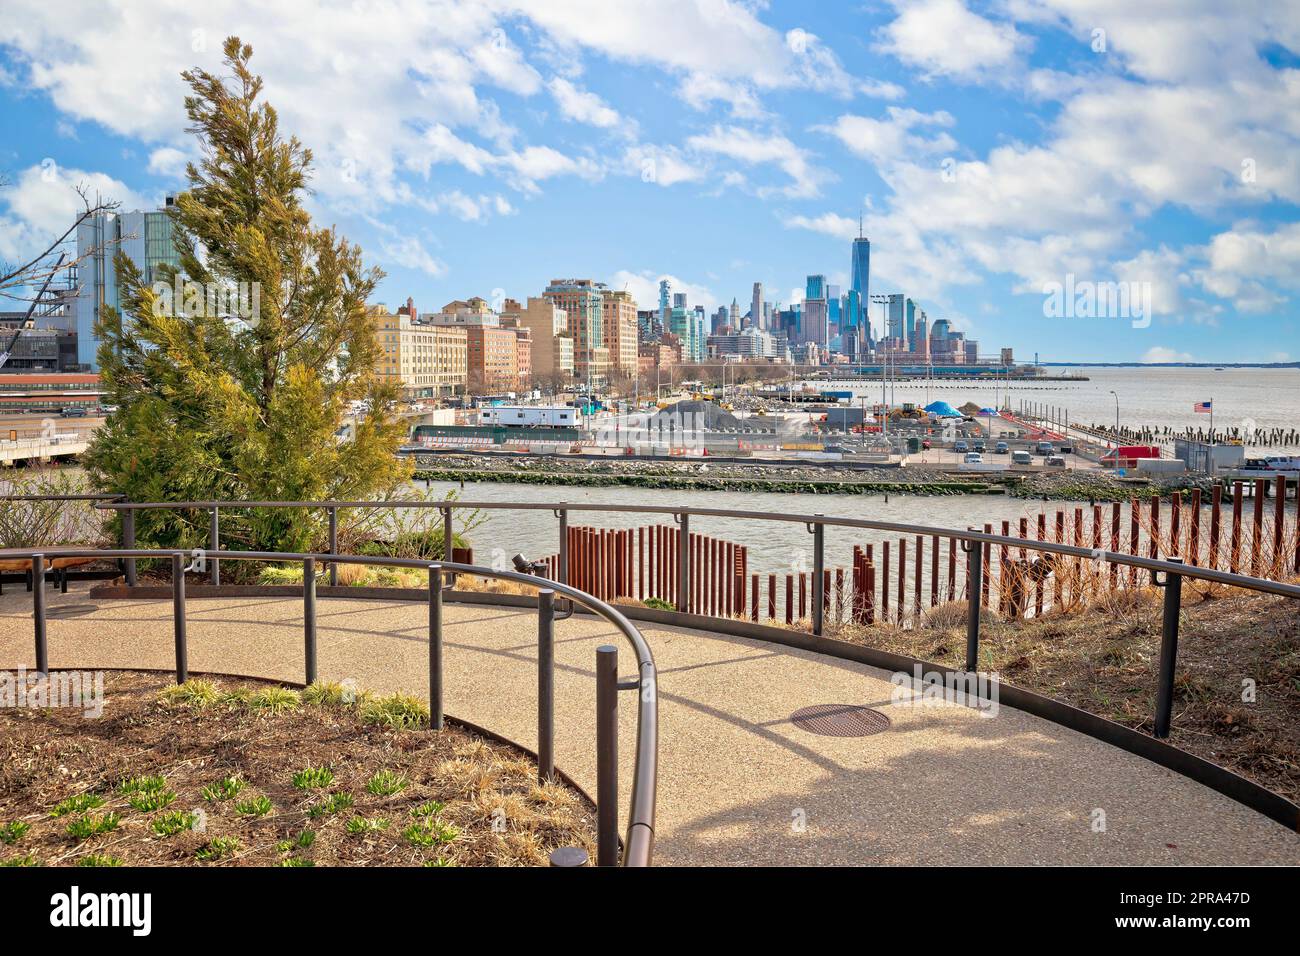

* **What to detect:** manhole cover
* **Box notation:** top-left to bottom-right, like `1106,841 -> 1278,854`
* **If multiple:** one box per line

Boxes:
790,704 -> 891,738
42,604 -> 99,618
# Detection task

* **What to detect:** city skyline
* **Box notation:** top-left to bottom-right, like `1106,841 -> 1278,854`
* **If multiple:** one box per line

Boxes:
2,1 -> 1298,364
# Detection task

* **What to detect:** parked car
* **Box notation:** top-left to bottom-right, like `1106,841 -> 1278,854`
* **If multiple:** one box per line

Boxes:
972,440 -> 986,452
1242,458 -> 1272,471
1264,456 -> 1300,470
1036,441 -> 1054,455
1011,450 -> 1033,465
953,440 -> 969,453
1058,444 -> 1074,454
1044,455 -> 1067,468
964,452 -> 983,464
59,407 -> 86,418
994,441 -> 1009,454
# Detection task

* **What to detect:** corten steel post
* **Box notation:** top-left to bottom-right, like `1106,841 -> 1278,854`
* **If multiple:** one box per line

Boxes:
442,507 -> 455,587
556,509 -> 566,582
32,554 -> 46,674
123,507 -> 137,587
1154,557 -> 1184,739
595,644 -> 619,867
811,518 -> 825,635
428,564 -> 444,731
209,506 -> 220,586
537,589 -> 556,783
172,552 -> 188,684
328,506 -> 339,586
963,529 -> 982,672
303,556 -> 317,685
676,513 -> 690,613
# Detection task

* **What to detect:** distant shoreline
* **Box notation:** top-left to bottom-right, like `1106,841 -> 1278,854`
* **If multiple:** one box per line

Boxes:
1038,362 -> 1298,369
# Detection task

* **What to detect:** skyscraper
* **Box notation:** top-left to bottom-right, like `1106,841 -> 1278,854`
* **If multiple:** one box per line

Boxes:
803,274 -> 828,348
751,282 -> 763,330
658,279 -> 670,330
850,225 -> 870,334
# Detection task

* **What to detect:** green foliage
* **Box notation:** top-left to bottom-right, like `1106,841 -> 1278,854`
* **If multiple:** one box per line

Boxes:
643,597 -> 674,611
0,468 -> 106,549
0,821 -> 30,845
1,854 -> 38,867
196,837 -> 241,861
279,857 -> 314,867
65,813 -> 121,840
410,800 -> 445,818
117,775 -> 167,795
51,794 -> 105,817
235,795 -> 273,817
306,792 -> 353,818
83,36 -> 409,554
127,790 -> 177,813
77,854 -> 124,867
345,816 -> 389,834
160,680 -> 220,708
303,681 -> 353,707
402,819 -> 458,847
151,811 -> 199,837
359,692 -> 429,730
292,767 -> 334,789
365,770 -> 408,796
201,776 -> 245,802
249,687 -> 300,714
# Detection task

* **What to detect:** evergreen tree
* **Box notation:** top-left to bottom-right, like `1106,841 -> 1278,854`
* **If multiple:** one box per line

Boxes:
86,37 -> 409,553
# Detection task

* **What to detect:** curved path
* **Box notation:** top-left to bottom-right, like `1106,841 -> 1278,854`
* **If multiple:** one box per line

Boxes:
1,584 -> 1295,865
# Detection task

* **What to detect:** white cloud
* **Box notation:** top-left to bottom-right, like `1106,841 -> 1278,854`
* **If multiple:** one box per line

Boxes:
1141,346 -> 1195,363
147,146 -> 190,179
380,234 -> 447,278
687,125 -> 829,198
609,269 -> 717,313
548,77 -> 624,130
877,0 -> 1028,81
815,107 -> 956,166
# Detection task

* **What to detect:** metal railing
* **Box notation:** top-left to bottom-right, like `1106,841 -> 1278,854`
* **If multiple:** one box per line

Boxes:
14,543 -> 658,868
83,496 -> 1300,745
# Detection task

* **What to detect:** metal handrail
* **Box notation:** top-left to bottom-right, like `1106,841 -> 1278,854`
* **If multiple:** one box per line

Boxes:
14,546 -> 657,868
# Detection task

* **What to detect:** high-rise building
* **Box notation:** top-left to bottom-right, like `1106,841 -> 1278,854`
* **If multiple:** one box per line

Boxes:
426,299 -> 519,393
74,195 -> 183,369
500,296 -> 574,384
601,288 -> 639,376
370,304 -> 467,398
658,279 -> 670,330
885,293 -> 905,342
751,282 -> 763,330
543,278 -> 606,384
802,274 -> 829,348
850,228 -> 870,333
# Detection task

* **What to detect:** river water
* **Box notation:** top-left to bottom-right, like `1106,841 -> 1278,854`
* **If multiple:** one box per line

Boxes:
807,366 -> 1300,452
423,479 -> 1100,575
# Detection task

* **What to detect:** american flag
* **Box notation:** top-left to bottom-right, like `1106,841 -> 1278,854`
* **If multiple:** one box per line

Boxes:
1194,400 -> 1212,413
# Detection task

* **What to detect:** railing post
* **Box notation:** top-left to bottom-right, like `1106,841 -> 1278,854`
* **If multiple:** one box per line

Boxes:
676,513 -> 690,614
171,552 -> 187,684
442,506 -> 456,588
1154,557 -> 1184,739
811,518 -> 825,635
123,507 -> 136,587
303,556 -> 317,685
209,506 -> 220,586
428,563 -> 443,731
32,554 -> 46,674
964,528 -> 982,671
557,508 -> 568,585
328,506 -> 338,587
537,589 -> 555,783
595,644 -> 619,867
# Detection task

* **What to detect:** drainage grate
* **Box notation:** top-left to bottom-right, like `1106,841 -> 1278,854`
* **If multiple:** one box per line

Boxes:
41,604 -> 99,619
790,703 -> 891,738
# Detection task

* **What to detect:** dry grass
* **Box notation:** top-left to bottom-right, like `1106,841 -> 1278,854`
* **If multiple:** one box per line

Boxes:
0,672 -> 594,867
828,586 -> 1300,801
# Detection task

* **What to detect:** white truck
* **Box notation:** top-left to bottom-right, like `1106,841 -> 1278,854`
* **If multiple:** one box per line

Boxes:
479,405 -> 578,428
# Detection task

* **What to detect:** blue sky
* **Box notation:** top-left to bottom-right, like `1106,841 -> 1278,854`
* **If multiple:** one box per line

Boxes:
2,0 -> 1298,363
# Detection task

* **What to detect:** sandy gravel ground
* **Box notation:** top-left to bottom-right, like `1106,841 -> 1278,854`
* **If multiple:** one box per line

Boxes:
1,583 -> 1295,865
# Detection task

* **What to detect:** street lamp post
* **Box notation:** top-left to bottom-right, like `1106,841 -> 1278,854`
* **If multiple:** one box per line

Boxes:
1109,390 -> 1119,438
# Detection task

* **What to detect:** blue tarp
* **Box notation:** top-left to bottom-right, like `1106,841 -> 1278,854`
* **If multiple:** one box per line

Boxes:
924,401 -> 961,417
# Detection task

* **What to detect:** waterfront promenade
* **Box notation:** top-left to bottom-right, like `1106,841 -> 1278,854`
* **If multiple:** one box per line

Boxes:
3,584 -> 1295,865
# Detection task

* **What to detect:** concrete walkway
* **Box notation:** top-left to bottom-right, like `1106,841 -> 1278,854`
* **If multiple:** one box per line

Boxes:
1,584 -> 1296,865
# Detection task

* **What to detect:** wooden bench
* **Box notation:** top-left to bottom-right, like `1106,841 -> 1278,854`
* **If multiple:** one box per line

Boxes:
0,555 -> 100,594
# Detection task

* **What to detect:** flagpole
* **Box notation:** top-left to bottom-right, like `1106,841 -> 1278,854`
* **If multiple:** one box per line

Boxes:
1209,397 -> 1213,440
